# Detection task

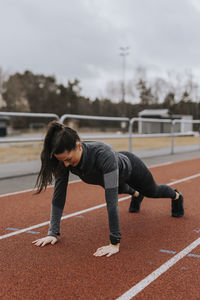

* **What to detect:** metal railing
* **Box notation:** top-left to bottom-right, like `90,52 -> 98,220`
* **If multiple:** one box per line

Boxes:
128,117 -> 200,154
0,112 -> 59,143
0,112 -> 59,119
60,114 -> 129,123
0,112 -> 199,155
60,114 -> 130,140
171,119 -> 200,154
128,117 -> 172,152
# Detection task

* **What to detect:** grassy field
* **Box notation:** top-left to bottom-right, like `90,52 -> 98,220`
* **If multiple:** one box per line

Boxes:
0,135 -> 199,163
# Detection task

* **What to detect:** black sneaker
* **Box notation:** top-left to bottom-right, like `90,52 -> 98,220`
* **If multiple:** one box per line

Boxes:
129,194 -> 144,213
171,190 -> 184,217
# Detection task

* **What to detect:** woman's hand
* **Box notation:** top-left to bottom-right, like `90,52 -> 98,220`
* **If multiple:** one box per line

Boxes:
93,243 -> 120,257
32,236 -> 58,247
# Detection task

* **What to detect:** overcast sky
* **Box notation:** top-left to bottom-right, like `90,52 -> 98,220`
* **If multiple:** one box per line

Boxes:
1,0 -> 200,101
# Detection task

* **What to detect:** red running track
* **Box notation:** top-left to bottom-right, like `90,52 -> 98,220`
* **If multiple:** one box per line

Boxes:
0,157 -> 200,300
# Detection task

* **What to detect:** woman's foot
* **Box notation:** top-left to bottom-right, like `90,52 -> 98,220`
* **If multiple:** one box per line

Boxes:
171,190 -> 184,217
129,193 -> 144,213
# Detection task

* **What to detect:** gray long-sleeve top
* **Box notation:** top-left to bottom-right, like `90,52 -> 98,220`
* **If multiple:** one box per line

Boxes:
48,141 -> 132,244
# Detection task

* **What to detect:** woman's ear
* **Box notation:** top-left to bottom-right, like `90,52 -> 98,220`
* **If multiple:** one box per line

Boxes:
77,141 -> 82,150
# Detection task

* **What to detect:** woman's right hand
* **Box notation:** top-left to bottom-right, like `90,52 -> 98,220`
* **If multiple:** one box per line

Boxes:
32,236 -> 58,247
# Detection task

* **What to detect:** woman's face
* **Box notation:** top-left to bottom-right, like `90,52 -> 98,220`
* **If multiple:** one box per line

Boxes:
54,142 -> 83,168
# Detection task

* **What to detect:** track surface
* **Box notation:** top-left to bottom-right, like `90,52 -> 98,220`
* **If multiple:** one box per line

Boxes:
0,157 -> 200,299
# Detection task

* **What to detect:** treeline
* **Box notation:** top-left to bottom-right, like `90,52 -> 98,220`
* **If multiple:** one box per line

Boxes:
0,69 -> 200,128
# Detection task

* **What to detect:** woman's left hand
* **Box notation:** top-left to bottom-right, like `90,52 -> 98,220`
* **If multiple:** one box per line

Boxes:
93,243 -> 120,257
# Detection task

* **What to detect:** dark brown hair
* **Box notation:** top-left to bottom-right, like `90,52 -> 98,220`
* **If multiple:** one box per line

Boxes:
35,121 -> 80,193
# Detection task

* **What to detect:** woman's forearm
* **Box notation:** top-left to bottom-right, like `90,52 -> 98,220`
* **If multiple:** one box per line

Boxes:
105,188 -> 122,245
48,204 -> 63,236
48,174 -> 68,236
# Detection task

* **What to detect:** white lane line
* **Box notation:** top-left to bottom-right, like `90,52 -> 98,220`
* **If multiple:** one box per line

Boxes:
115,172 -> 200,299
167,173 -> 200,186
0,195 -> 129,240
0,173 -> 200,241
0,179 -> 81,198
0,156 -> 199,197
116,237 -> 200,300
150,161 -> 172,168
150,155 -> 200,169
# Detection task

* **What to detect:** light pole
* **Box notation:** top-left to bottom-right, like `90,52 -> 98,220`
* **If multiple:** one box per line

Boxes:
120,46 -> 129,102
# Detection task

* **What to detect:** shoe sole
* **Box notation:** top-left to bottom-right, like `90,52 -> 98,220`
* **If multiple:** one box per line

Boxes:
129,208 -> 140,213
172,213 -> 184,218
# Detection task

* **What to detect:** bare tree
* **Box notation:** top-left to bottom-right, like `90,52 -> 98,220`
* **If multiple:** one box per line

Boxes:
150,77 -> 168,104
0,67 -> 9,108
105,80 -> 121,102
166,69 -> 199,103
183,69 -> 199,102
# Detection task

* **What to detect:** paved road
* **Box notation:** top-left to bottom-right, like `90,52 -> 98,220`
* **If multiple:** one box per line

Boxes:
0,149 -> 199,195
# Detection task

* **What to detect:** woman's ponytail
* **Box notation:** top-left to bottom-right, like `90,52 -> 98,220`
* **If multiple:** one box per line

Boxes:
35,121 -> 64,193
35,121 -> 80,194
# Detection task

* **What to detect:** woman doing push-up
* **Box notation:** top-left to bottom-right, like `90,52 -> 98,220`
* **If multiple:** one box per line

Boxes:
32,121 -> 184,257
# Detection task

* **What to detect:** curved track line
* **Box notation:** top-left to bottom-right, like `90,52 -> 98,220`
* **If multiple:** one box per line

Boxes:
0,173 -> 199,241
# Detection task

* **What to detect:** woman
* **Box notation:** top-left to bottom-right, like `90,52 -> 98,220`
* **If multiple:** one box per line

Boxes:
32,121 -> 184,257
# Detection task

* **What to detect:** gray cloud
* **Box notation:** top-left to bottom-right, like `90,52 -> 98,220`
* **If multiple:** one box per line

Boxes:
0,0 -> 200,99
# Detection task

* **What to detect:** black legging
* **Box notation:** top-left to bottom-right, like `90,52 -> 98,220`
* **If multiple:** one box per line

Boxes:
119,151 -> 176,199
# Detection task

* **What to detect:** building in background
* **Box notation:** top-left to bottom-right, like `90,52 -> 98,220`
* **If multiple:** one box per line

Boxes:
138,109 -> 193,134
